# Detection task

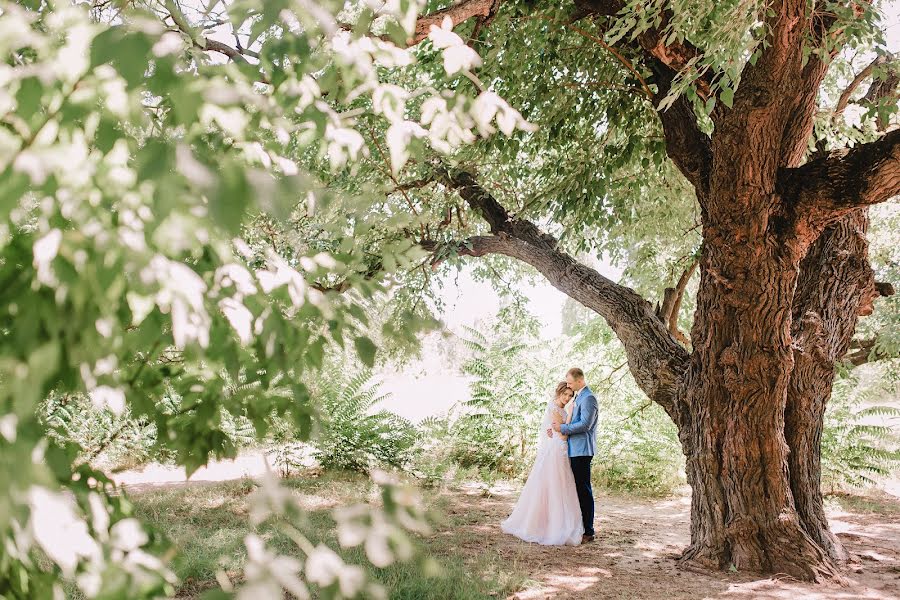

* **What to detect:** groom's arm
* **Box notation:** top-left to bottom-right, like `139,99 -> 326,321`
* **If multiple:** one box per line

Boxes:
559,396 -> 598,435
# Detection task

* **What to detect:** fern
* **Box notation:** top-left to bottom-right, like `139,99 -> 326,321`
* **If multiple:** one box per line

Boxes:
822,367 -> 900,492
310,369 -> 418,473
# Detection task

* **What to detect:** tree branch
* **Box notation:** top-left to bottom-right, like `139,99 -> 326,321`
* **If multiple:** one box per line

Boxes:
647,59 -> 713,194
408,0 -> 501,46
442,171 -> 691,420
161,0 -> 260,65
861,58 -> 900,132
835,56 -> 888,116
843,336 -> 893,367
202,37 -> 254,62
657,260 -> 696,346
779,129 -> 900,218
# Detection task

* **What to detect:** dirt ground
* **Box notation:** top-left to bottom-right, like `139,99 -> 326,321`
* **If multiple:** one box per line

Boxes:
115,453 -> 899,599
435,483 -> 900,600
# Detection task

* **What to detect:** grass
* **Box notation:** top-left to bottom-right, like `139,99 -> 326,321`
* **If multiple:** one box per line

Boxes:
129,471 -> 526,599
825,488 -> 900,516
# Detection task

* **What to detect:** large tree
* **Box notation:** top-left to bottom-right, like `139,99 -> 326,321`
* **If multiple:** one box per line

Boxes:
321,0 -> 900,581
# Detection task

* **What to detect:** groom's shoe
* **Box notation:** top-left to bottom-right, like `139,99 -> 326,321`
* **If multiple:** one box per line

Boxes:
581,534 -> 595,543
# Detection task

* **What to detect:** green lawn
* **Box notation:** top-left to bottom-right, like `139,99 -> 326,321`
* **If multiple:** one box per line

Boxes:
130,472 -> 526,599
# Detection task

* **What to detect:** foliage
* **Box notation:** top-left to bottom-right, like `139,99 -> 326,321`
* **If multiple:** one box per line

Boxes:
445,324 -> 557,477
266,418 -> 311,478
0,0 -> 532,597
40,387 -> 258,472
591,394 -> 685,497
822,363 -> 900,491
854,202 -> 900,363
312,370 -> 419,473
40,392 -> 168,471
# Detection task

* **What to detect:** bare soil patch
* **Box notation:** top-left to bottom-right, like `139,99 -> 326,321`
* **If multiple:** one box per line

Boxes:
434,483 -> 900,600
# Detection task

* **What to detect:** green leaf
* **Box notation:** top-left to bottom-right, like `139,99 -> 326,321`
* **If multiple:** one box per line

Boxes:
90,29 -> 152,88
720,87 -> 735,108
354,335 -> 377,367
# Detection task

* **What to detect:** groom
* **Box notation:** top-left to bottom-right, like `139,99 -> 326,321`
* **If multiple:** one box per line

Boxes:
550,367 -> 598,542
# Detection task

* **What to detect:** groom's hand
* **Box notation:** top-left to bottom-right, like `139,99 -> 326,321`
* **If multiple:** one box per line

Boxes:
551,423 -> 561,432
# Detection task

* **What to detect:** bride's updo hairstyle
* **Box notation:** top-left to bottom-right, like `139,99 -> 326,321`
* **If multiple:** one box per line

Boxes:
555,381 -> 571,398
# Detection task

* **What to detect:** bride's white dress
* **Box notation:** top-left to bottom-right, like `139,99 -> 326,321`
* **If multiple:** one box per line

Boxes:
501,401 -> 584,545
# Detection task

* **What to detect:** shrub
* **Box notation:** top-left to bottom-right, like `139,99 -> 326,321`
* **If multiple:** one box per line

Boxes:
312,371 -> 418,473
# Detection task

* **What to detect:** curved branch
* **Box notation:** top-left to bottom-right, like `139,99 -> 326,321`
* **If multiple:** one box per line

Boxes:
443,171 -> 690,421
409,0 -> 501,45
835,56 -> 888,116
202,38 -> 254,62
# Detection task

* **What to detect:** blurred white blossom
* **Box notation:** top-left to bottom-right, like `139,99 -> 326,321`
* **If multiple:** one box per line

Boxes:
325,124 -> 367,170
27,487 -> 101,577
428,17 -> 481,75
89,386 -> 126,415
33,228 -> 62,286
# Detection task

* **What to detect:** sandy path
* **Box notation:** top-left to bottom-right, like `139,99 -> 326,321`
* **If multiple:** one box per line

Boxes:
437,483 -> 900,600
109,449 -> 296,493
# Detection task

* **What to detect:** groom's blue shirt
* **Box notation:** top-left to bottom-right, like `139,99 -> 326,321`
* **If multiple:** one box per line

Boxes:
559,386 -> 598,457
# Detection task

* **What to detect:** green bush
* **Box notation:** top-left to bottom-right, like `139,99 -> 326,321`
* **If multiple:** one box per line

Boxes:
442,326 -> 554,477
312,370 -> 419,473
40,392 -> 168,470
592,400 -> 685,497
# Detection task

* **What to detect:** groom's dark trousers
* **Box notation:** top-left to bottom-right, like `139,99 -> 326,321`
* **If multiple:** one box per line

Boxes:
570,456 -> 594,536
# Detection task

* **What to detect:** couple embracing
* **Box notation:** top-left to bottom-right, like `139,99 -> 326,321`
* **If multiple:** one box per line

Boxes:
501,368 -> 598,546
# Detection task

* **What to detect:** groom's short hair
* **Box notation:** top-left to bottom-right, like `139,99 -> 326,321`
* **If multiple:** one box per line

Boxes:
566,367 -> 584,380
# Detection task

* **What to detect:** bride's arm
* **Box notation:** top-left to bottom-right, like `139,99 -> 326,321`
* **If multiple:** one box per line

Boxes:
553,410 -> 568,440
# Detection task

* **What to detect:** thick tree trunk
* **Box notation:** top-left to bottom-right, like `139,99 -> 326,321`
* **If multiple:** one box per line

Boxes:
678,218 -> 839,580
785,209 -> 876,563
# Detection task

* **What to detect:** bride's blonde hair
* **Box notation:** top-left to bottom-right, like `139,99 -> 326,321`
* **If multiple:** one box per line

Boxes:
554,381 -> 571,398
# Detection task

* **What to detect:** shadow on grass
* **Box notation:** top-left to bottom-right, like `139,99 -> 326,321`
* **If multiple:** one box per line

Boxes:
130,472 -> 526,599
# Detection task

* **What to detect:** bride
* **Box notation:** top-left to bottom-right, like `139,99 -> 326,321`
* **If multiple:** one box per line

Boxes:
501,382 -> 584,546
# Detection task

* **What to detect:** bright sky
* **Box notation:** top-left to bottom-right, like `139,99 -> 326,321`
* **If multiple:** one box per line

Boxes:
433,267 -> 567,338
431,257 -> 624,339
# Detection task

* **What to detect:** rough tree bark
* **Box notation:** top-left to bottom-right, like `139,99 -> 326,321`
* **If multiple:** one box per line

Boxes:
785,210 -> 874,563
784,63 -> 899,563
